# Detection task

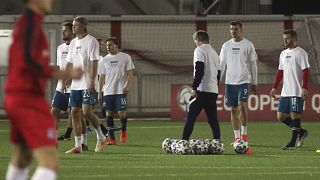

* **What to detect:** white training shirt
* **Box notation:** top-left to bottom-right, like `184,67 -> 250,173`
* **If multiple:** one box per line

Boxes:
56,43 -> 71,93
193,44 -> 220,94
66,34 -> 99,90
279,46 -> 310,97
98,52 -> 135,95
220,38 -> 258,85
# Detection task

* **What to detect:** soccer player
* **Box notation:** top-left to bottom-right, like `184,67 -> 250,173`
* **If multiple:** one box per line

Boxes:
270,29 -> 309,150
51,21 -> 74,141
4,0 -> 82,179
219,21 -> 258,147
98,37 -> 134,145
181,31 -> 221,141
65,16 -> 107,153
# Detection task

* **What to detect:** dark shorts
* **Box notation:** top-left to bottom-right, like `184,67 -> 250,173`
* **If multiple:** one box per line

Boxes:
51,90 -> 70,111
225,83 -> 249,107
278,96 -> 304,114
5,95 -> 57,149
103,94 -> 127,111
69,90 -> 98,108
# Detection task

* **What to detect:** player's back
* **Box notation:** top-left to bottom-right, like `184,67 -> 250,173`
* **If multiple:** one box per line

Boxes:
5,9 -> 51,96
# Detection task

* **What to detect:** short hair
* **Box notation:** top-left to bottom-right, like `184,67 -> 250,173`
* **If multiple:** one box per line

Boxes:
193,30 -> 209,43
74,16 -> 88,26
63,21 -> 73,30
283,29 -> 297,38
230,21 -> 242,29
106,37 -> 119,45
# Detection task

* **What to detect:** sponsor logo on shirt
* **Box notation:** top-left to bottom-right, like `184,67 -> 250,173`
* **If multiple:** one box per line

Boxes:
61,51 -> 68,58
110,61 -> 118,66
232,48 -> 240,54
76,46 -> 82,53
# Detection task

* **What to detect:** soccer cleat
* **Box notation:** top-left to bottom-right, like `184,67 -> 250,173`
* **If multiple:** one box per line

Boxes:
120,130 -> 127,143
316,149 -> 320,153
82,144 -> 88,151
57,135 -> 71,141
281,144 -> 296,150
65,147 -> 82,154
95,140 -> 106,152
241,134 -> 248,142
296,129 -> 308,148
107,138 -> 116,145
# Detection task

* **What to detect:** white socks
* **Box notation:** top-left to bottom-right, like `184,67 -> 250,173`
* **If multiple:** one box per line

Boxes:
95,126 -> 105,141
241,125 -> 247,135
31,167 -> 56,180
75,136 -> 82,148
234,130 -> 240,139
6,164 -> 29,180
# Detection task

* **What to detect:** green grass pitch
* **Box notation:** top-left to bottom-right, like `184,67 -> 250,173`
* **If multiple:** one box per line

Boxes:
1,120 -> 320,180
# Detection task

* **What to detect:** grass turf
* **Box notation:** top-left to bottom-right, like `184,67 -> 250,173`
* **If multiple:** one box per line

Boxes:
1,120 -> 320,180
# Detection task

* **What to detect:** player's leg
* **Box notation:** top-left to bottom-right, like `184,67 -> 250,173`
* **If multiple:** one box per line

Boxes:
6,143 -> 32,180
82,91 -> 106,152
237,84 -> 249,142
104,95 -> 116,145
31,147 -> 58,180
203,93 -> 220,139
291,97 -> 308,148
81,116 -> 88,151
181,93 -> 205,140
57,93 -> 73,141
225,84 -> 240,143
66,90 -> 83,154
117,94 -> 128,143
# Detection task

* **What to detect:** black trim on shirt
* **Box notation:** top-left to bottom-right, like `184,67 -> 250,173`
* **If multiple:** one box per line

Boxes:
192,61 -> 204,90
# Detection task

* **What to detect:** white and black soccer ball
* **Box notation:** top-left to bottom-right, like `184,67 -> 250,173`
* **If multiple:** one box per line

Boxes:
170,139 -> 180,154
233,139 -> 248,154
175,140 -> 191,155
209,139 -> 224,155
162,138 -> 173,154
189,139 -> 207,155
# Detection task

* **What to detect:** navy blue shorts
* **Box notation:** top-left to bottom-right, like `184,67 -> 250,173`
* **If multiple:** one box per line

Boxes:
51,91 -> 70,111
225,83 -> 249,107
69,90 -> 98,108
103,94 -> 127,111
278,96 -> 304,114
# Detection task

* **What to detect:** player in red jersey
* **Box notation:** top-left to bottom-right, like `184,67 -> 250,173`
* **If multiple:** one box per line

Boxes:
4,0 -> 82,179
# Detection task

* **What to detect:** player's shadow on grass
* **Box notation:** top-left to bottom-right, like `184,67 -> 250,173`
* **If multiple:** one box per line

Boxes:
250,144 -> 280,148
118,144 -> 160,148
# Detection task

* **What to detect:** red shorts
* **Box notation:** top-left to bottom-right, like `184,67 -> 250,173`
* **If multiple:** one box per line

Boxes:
5,94 -> 57,150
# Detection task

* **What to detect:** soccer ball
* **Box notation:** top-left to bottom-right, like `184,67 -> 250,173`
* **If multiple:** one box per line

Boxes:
175,140 -> 191,155
162,138 -> 173,153
170,139 -> 180,154
233,139 -> 248,154
209,139 -> 224,154
189,139 -> 207,155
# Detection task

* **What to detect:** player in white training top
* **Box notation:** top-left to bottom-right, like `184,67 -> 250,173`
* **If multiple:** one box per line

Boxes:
270,29 -> 309,150
51,22 -> 74,141
220,21 -> 258,151
98,37 -> 134,145
65,17 -> 108,154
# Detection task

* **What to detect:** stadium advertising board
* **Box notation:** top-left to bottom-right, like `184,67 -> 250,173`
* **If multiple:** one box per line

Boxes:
171,84 -> 320,121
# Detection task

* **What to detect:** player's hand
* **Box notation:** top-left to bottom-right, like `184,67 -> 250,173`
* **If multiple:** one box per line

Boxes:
270,88 -> 276,98
251,85 -> 257,95
61,83 -> 66,93
123,86 -> 130,94
191,90 -> 198,98
88,81 -> 95,93
301,88 -> 308,100
65,79 -> 72,88
70,67 -> 83,79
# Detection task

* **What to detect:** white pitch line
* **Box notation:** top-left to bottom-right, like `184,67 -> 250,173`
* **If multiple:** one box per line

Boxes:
61,171 -> 320,178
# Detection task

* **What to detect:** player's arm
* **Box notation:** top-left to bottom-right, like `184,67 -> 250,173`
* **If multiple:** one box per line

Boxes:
123,69 -> 133,94
23,17 -> 52,77
249,44 -> 258,95
219,44 -> 227,83
270,69 -> 283,98
50,66 -> 82,80
301,68 -> 310,100
89,60 -> 98,93
98,74 -> 105,105
192,48 -> 205,97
